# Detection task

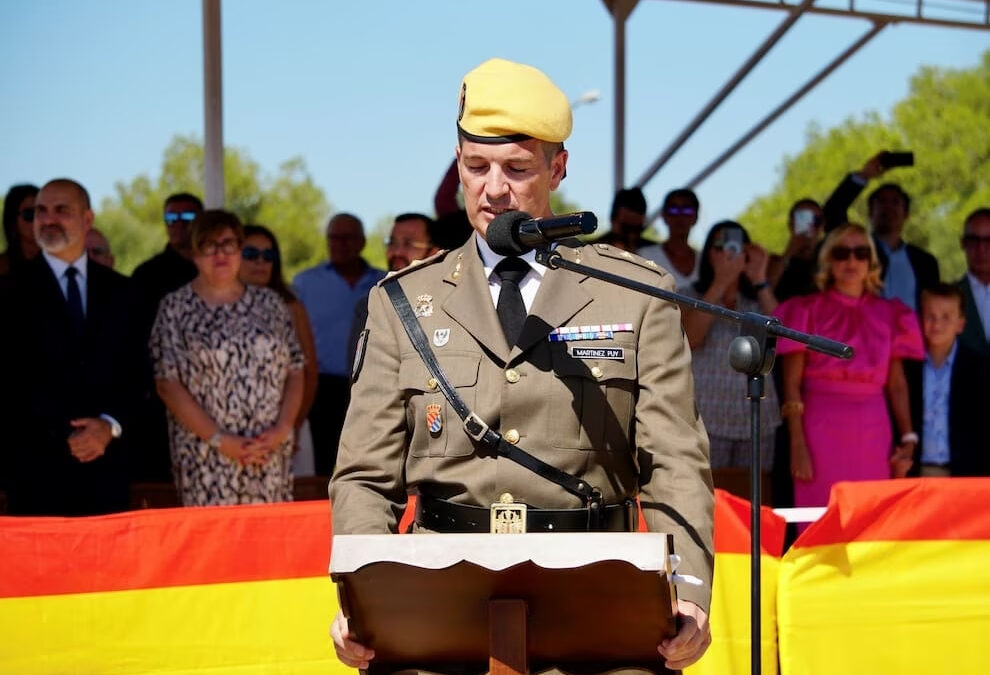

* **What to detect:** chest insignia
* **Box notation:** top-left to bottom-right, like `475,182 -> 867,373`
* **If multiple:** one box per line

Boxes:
414,294 -> 434,318
433,328 -> 450,347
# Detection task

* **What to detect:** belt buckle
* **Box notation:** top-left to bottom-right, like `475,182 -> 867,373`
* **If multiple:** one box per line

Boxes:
490,493 -> 527,534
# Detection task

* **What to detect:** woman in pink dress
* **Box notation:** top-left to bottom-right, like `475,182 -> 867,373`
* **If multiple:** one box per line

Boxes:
774,223 -> 924,509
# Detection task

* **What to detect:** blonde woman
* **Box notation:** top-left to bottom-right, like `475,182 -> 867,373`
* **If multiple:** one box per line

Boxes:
774,224 -> 923,511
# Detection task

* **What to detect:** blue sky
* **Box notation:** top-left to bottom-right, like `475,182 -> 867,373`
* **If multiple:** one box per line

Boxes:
1,0 -> 987,245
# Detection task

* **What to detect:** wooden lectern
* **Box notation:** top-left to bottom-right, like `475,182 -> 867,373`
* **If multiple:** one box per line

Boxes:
331,533 -> 678,675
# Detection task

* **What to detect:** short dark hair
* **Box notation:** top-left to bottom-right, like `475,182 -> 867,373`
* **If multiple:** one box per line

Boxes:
921,282 -> 965,314
867,183 -> 910,214
3,183 -> 39,264
395,212 -> 434,229
964,207 -> 990,231
662,188 -> 699,212
432,210 -> 474,250
43,178 -> 91,210
610,187 -> 647,219
190,209 -> 244,255
164,192 -> 204,212
242,224 -> 294,302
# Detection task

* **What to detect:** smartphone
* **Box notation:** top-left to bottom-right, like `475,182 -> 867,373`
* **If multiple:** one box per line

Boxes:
879,151 -> 914,169
793,208 -> 816,236
722,228 -> 744,258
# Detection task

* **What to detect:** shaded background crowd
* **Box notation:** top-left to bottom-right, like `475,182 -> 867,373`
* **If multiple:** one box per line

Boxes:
1,148 -> 988,519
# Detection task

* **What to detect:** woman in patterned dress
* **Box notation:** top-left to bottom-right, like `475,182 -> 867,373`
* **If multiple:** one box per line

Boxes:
151,210 -> 305,505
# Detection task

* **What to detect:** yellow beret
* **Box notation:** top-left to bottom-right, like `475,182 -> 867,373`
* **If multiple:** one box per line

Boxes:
457,58 -> 572,144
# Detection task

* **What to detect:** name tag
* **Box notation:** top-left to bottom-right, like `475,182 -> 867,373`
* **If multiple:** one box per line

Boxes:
570,347 -> 625,360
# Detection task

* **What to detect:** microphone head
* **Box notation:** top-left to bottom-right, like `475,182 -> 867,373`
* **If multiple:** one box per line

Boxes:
485,210 -> 531,256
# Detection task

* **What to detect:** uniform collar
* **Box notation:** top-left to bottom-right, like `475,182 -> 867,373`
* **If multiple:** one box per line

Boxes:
476,232 -> 548,280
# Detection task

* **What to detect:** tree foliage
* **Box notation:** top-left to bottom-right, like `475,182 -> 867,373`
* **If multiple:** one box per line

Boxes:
97,135 -> 331,278
740,50 -> 990,281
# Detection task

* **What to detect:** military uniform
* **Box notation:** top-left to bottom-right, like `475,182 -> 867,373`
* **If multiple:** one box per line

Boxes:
330,234 -> 714,611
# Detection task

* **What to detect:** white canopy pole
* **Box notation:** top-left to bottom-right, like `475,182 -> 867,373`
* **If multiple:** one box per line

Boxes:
202,0 -> 224,208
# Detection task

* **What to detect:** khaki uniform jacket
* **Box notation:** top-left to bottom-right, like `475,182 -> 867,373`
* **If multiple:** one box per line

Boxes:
330,234 -> 714,610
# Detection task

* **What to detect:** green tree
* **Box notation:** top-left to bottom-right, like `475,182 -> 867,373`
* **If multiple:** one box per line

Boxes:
741,50 -> 990,281
97,135 -> 331,278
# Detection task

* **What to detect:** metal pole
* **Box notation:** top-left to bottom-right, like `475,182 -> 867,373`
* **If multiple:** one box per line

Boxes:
609,0 -> 639,193
677,22 -> 885,195
202,0 -> 224,208
633,0 -> 814,189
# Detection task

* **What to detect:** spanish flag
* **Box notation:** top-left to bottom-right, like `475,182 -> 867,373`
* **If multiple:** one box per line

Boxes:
0,502 -> 347,674
778,478 -> 990,674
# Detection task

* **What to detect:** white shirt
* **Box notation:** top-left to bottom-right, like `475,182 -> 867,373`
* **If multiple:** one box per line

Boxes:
42,249 -> 89,315
966,273 -> 990,342
637,242 -> 699,291
476,235 -> 547,313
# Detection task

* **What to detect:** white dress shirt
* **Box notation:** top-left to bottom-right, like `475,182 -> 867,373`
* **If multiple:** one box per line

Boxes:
477,235 -> 548,313
966,272 -> 990,342
42,249 -> 89,315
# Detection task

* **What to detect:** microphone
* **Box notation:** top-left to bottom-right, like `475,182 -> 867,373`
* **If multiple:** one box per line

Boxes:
486,211 -> 598,256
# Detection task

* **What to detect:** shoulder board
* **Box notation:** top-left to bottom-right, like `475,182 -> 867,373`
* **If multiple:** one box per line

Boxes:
583,242 -> 667,276
375,248 -> 451,286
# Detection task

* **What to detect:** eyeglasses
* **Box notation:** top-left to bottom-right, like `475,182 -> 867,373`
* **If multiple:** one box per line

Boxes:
242,245 -> 277,262
19,207 -> 34,222
831,245 -> 872,261
664,206 -> 697,216
384,237 -> 431,251
164,211 -> 198,226
962,234 -> 990,248
199,237 -> 240,256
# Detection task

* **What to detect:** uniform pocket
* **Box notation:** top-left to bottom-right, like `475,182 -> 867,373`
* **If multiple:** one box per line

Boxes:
549,345 -> 637,451
399,351 -> 481,457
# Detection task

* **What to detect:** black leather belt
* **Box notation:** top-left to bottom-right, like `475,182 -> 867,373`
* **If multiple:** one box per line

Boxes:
416,493 -> 637,533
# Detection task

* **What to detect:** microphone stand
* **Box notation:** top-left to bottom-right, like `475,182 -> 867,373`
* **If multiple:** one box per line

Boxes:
534,246 -> 852,675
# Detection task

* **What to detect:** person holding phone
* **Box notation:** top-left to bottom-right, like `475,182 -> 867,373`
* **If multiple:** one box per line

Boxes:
774,224 -> 923,516
682,221 -> 781,471
822,151 -> 938,312
768,199 -> 826,301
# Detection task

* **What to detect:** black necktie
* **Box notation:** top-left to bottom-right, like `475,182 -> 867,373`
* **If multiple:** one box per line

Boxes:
65,266 -> 85,334
494,257 -> 530,347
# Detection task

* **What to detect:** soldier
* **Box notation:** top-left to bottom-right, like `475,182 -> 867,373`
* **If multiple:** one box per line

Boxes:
330,58 -> 713,672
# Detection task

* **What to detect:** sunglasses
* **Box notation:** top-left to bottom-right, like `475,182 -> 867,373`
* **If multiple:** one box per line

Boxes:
19,207 -> 35,222
242,245 -> 277,262
164,211 -> 198,226
831,245 -> 871,261
664,206 -> 697,216
199,237 -> 240,256
962,234 -> 990,248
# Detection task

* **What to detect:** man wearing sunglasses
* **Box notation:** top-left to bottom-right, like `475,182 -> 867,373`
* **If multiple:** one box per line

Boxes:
130,192 -> 203,484
958,207 -> 990,356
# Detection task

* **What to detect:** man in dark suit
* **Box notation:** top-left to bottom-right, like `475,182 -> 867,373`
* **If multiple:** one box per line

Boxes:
904,284 -> 990,478
823,152 -> 939,312
958,207 -> 990,357
1,178 -> 137,515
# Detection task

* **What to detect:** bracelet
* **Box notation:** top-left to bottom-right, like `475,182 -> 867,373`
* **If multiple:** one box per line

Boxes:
780,401 -> 805,418
900,432 -> 919,445
752,280 -> 771,292
206,431 -> 223,450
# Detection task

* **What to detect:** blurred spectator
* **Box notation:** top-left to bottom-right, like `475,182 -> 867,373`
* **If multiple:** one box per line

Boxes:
639,188 -> 701,290
1,179 -> 136,515
85,228 -> 115,268
432,209 -> 474,251
682,221 -> 780,469
595,187 -> 649,252
151,210 -> 304,505
958,207 -> 990,356
775,224 -> 924,513
768,198 -> 826,301
1,184 -> 40,277
823,152 -> 939,311
130,193 -> 203,484
905,284 -> 990,477
239,224 -> 319,477
293,213 -> 385,476
434,158 -> 462,217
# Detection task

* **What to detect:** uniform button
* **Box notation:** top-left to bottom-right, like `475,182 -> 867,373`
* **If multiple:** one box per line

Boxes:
591,366 -> 603,379
427,377 -> 438,390
504,429 -> 520,444
505,368 -> 520,383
